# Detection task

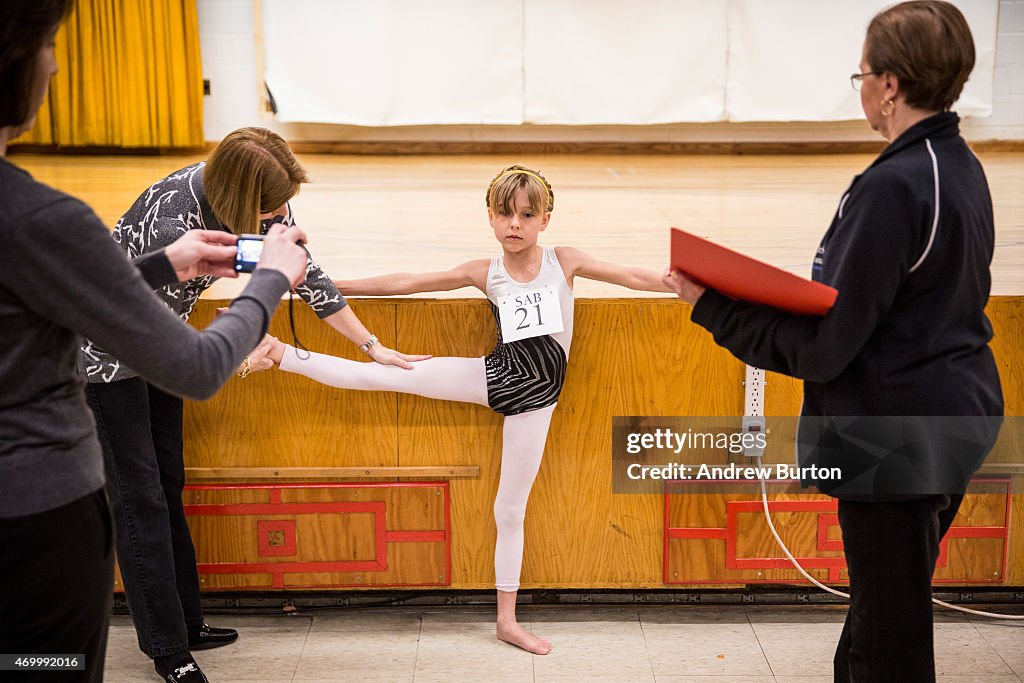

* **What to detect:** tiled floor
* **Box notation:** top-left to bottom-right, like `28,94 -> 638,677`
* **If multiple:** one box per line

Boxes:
103,605 -> 1024,682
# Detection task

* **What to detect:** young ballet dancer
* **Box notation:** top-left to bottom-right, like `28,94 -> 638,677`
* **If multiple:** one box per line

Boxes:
255,165 -> 670,654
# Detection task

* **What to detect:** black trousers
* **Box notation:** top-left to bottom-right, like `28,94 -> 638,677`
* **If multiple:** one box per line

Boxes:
834,494 -> 964,682
85,378 -> 203,659
0,489 -> 114,682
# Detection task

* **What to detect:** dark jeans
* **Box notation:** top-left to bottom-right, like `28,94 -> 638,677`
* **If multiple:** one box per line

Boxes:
86,378 -> 203,659
834,494 -> 964,683
0,489 -> 114,682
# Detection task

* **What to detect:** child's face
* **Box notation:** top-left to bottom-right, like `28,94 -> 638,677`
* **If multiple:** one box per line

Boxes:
489,189 -> 550,253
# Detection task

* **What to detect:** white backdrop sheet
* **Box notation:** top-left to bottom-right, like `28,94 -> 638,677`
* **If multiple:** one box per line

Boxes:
261,0 -> 997,126
727,0 -> 998,121
523,0 -> 728,124
262,0 -> 523,125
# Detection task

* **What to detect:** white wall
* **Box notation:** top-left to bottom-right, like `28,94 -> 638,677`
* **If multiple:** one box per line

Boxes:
198,0 -> 1024,143
197,0 -> 261,141
991,0 -> 1024,134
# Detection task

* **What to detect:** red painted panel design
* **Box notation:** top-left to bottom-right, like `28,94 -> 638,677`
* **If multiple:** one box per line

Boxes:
182,482 -> 451,590
257,520 -> 297,557
664,478 -> 1010,586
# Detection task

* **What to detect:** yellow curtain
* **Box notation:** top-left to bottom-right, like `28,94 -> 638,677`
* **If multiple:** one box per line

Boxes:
16,0 -> 204,148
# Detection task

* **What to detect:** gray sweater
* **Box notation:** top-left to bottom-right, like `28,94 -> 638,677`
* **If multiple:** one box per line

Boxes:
0,156 -> 290,518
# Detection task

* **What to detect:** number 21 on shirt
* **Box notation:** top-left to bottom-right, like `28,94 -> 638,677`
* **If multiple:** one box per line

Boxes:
497,286 -> 564,343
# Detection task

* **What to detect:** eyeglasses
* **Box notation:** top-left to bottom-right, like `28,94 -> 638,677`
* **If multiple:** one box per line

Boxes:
850,71 -> 882,91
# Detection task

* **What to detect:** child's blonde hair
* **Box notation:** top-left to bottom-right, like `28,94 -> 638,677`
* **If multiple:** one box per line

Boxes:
485,164 -> 554,216
204,127 -> 310,234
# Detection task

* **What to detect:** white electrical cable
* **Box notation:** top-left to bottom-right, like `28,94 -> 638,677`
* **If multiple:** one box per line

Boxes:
753,456 -> 1024,620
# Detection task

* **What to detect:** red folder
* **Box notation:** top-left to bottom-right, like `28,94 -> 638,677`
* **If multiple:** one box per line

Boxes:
670,228 -> 838,316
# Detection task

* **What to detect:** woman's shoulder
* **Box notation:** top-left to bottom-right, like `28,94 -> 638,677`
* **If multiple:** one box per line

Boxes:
0,163 -> 96,229
855,156 -> 922,200
119,162 -> 206,224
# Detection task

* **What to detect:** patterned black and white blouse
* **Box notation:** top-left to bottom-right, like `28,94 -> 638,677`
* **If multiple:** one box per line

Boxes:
79,162 -> 347,383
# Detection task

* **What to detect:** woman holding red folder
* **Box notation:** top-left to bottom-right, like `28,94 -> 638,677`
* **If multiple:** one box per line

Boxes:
664,2 -> 1003,681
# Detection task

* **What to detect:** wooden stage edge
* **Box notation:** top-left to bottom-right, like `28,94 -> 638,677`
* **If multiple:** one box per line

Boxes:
11,139 -> 1024,156
186,466 -> 481,481
172,297 -> 1023,590
182,463 -> 1023,483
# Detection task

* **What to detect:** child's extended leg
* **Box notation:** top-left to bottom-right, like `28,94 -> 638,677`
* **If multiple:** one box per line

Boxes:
278,346 -> 488,405
493,404 -> 556,655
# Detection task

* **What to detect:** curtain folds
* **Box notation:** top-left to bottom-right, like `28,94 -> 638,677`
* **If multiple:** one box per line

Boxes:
16,0 -> 204,148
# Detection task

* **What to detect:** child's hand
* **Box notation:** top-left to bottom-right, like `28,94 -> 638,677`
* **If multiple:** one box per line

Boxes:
663,268 -> 706,305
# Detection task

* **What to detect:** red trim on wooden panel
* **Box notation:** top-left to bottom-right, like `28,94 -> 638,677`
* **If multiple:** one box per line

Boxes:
257,520 -> 296,557
183,482 -> 452,589
185,502 -> 386,516
200,560 -> 387,575
817,514 -> 842,552
662,478 -> 1011,586
945,526 -> 1007,539
385,530 -> 447,542
662,489 -> 671,587
667,528 -> 729,540
444,482 -> 452,585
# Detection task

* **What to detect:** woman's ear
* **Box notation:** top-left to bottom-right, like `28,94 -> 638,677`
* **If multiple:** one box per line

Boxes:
882,71 -> 901,101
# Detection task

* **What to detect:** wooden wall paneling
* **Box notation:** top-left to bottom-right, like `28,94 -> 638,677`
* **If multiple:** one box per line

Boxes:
664,484 -> 1009,586
522,299 -> 744,588
394,300 -> 504,588
987,298 -> 1024,417
1007,490 -> 1024,584
528,299 -> 745,589
176,483 -> 449,590
169,297 -> 1023,589
184,299 -> 400,469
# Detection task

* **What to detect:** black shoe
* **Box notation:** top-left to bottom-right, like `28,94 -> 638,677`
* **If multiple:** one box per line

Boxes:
154,653 -> 209,683
188,623 -> 239,651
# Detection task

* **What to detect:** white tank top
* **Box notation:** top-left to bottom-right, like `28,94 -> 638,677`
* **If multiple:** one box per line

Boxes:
485,247 -> 574,356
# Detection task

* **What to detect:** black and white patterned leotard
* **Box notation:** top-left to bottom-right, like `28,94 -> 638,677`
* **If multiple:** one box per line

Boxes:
484,247 -> 574,416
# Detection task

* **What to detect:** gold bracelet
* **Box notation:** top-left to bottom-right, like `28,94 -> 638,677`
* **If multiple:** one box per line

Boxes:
236,356 -> 252,378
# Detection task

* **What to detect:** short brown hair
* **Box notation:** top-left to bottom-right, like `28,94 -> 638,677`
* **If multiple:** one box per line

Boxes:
0,0 -> 73,129
204,127 -> 310,234
485,164 -> 554,216
865,0 -> 975,112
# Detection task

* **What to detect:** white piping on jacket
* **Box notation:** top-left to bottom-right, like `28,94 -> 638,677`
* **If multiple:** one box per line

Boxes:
909,139 -> 940,273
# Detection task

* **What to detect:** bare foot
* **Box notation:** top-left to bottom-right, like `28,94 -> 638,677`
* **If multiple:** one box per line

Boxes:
496,620 -> 552,655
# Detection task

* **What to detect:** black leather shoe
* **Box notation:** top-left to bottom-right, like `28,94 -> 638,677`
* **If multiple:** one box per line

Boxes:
188,623 -> 239,650
154,653 -> 209,682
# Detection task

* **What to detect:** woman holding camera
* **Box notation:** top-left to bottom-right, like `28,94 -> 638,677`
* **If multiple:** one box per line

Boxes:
77,127 -> 427,682
0,3 -> 311,681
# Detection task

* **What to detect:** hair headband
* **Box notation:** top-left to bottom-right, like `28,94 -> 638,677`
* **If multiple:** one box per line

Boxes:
496,169 -> 552,208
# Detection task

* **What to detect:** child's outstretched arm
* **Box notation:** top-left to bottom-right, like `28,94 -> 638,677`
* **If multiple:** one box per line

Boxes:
555,246 -> 672,292
334,259 -> 489,296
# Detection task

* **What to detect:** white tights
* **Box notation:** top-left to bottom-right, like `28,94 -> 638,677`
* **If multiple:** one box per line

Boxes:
280,346 -> 555,591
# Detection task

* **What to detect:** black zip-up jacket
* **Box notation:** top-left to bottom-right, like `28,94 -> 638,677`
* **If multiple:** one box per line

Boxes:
691,112 -> 1004,499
